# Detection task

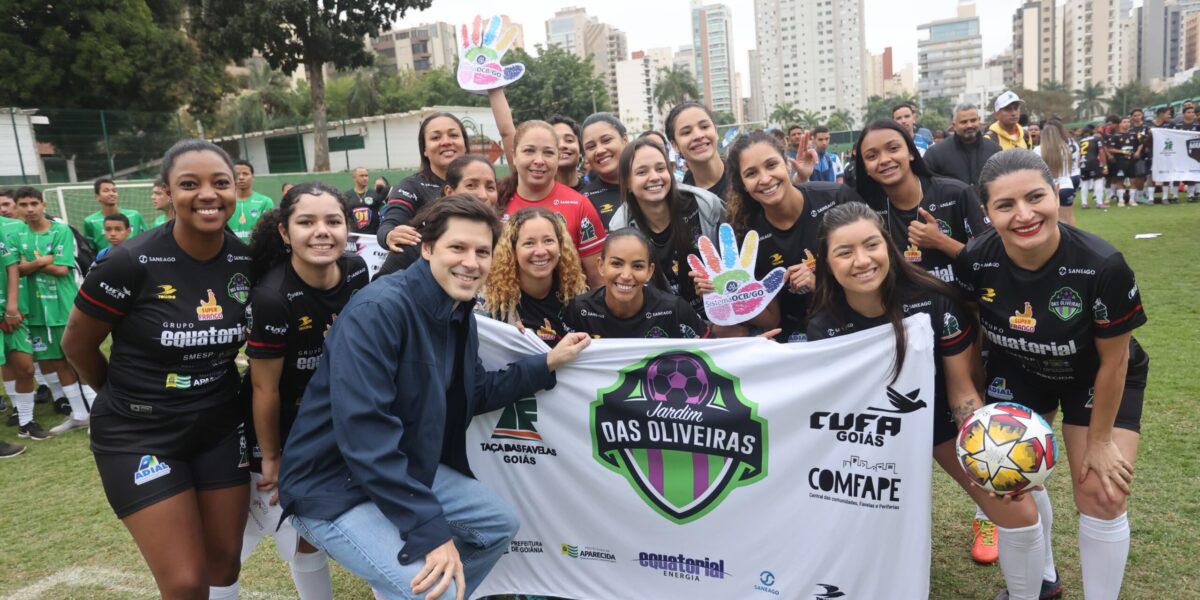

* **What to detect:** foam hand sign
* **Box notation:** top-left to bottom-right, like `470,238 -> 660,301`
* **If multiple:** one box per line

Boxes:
687,223 -> 786,326
457,15 -> 525,92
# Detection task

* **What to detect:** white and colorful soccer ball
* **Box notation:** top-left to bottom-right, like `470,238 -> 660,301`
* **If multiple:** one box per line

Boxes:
646,356 -> 710,405
956,402 -> 1058,495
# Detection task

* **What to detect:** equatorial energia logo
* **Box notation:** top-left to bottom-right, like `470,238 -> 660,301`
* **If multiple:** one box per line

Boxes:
591,350 -> 767,524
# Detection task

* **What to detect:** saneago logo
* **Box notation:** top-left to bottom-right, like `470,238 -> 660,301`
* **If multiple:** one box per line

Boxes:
810,387 -> 924,447
1058,266 -> 1096,276
156,284 -> 177,300
592,350 -> 767,523
560,543 -> 616,563
139,255 -> 176,264
637,551 -> 728,581
1049,287 -> 1083,321
133,455 -> 171,486
987,377 -> 1014,400
755,570 -> 780,595
480,397 -> 557,465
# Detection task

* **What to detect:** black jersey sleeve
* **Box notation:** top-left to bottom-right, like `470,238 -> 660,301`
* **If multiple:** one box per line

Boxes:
952,238 -> 982,296
1092,252 -> 1147,337
561,297 -> 582,334
933,293 -> 974,357
245,288 -> 289,359
674,296 -> 710,339
376,177 -> 427,247
836,184 -> 868,206
959,186 -> 991,238
74,248 -> 141,323
805,311 -> 836,341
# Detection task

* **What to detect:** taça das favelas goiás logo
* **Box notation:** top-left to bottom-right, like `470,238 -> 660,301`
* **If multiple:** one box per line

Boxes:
591,350 -> 767,524
479,397 -> 557,465
133,455 -> 171,486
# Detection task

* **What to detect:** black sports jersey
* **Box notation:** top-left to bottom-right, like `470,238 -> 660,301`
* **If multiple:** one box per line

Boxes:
866,176 -> 990,284
955,225 -> 1147,385
645,194 -> 706,315
683,167 -> 731,203
345,187 -> 385,235
750,182 -> 861,341
241,255 -> 369,463
376,171 -> 445,248
564,285 -> 709,339
75,225 -> 250,418
581,179 -> 622,229
1173,120 -> 1200,132
516,286 -> 569,346
807,281 -> 975,440
1104,130 -> 1138,158
1079,135 -> 1106,175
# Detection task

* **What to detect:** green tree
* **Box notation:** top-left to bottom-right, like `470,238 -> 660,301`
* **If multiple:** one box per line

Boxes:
0,0 -> 231,113
797,110 -> 822,129
919,97 -> 953,133
769,102 -> 801,127
863,94 -> 917,124
827,109 -> 855,132
187,0 -> 433,171
1074,82 -> 1109,119
653,66 -> 701,113
1108,81 -> 1157,116
502,45 -> 610,123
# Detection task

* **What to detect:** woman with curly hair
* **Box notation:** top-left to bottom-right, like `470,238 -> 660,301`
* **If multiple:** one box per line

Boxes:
484,207 -> 588,346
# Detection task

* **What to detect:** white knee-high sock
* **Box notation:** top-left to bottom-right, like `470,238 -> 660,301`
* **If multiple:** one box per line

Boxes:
3,380 -> 15,405
80,383 -> 97,403
289,551 -> 333,600
12,392 -> 34,426
209,581 -> 239,599
43,371 -> 63,399
63,384 -> 87,420
1032,488 -> 1057,581
1079,513 -> 1130,600
997,517 -> 1045,600
975,505 -> 987,521
33,364 -> 47,387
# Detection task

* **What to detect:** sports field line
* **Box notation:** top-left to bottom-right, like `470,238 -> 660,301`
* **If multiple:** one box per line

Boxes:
0,566 -> 294,600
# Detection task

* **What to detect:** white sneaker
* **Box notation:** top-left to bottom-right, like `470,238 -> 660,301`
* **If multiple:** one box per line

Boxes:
50,416 -> 89,435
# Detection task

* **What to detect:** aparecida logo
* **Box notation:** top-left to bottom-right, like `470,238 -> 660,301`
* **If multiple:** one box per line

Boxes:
592,350 -> 767,523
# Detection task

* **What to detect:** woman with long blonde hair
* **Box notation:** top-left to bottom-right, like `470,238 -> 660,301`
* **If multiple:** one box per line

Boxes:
485,207 -> 588,346
1038,120 -> 1078,226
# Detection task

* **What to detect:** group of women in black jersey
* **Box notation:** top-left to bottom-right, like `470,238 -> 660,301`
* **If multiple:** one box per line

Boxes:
56,100 -> 1147,600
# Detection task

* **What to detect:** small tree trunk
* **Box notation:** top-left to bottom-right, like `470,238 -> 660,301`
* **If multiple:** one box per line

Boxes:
309,59 -> 330,172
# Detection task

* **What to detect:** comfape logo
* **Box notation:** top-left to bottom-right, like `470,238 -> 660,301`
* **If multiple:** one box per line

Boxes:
591,350 -> 767,523
133,455 -> 171,486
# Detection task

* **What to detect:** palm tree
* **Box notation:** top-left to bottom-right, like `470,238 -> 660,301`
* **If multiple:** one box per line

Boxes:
653,66 -> 700,113
1074,82 -> 1108,119
1040,80 -> 1069,94
344,67 -> 383,119
770,102 -> 801,127
827,109 -> 855,131
797,110 -> 822,129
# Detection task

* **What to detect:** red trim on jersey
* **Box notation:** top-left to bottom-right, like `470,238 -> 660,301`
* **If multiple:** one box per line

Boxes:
938,322 -> 974,348
386,198 -> 414,210
247,339 -> 285,349
1096,305 -> 1143,328
78,289 -> 125,316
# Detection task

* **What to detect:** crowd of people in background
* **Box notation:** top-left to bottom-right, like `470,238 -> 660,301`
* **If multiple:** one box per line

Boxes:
0,84 -> 1167,600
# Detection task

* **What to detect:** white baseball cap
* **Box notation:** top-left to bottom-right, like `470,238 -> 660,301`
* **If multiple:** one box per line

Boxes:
994,90 -> 1022,112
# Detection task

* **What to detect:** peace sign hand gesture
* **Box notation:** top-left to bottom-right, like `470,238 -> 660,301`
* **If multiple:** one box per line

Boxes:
457,15 -> 526,92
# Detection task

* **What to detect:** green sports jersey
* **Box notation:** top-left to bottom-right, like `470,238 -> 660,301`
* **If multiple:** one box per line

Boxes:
0,217 -> 30,315
82,208 -> 148,250
153,213 -> 167,227
0,227 -> 17,310
229,192 -> 275,241
18,221 -> 77,326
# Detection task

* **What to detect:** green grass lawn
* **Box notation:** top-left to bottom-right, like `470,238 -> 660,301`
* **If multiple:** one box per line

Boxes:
0,201 -> 1196,599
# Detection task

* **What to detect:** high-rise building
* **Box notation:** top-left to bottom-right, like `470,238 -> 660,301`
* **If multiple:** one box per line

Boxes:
674,45 -> 696,80
754,0 -> 866,123
1186,12 -> 1200,70
1013,0 -> 1062,90
615,48 -> 675,132
864,47 -> 915,100
1064,0 -> 1130,92
691,2 -> 737,117
747,49 -> 765,124
545,8 -> 627,114
371,22 -> 459,74
917,2 -> 983,103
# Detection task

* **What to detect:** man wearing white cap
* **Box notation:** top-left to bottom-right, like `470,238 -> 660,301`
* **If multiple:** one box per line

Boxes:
984,91 -> 1034,151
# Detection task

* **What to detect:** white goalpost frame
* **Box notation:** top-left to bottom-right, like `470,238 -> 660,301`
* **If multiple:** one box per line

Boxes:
46,182 -> 156,227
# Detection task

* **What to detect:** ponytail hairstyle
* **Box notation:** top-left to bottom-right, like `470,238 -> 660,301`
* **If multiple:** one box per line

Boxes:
498,120 -> 559,205
724,130 -> 787,240
485,207 -> 587,322
248,181 -> 348,279
810,202 -> 969,383
618,138 -> 693,297
160,138 -> 234,185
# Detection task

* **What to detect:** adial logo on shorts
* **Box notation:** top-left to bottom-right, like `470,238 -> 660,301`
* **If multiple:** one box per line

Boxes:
479,397 -> 558,465
591,350 -> 767,524
133,455 -> 171,486
987,377 -> 1014,401
1048,287 -> 1083,321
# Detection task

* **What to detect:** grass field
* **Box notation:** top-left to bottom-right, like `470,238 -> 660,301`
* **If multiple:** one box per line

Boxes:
0,201 -> 1196,599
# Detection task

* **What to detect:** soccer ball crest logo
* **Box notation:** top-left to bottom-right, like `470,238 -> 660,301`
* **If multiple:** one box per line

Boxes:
592,350 -> 767,523
956,402 -> 1058,495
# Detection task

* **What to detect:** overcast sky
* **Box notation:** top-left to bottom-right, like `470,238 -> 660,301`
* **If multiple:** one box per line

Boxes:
396,0 -> 1026,88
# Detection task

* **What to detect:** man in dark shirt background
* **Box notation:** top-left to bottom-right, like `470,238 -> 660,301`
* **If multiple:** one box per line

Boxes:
924,103 -> 1001,187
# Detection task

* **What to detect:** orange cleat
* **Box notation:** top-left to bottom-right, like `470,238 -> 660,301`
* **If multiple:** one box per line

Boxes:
972,518 -> 999,564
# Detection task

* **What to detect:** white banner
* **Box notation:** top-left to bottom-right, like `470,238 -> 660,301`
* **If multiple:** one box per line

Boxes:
347,233 -> 388,279
1151,127 -> 1200,181
468,314 -> 936,600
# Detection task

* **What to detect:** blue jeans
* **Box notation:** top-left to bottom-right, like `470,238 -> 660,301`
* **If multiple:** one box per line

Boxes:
291,465 -> 519,600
